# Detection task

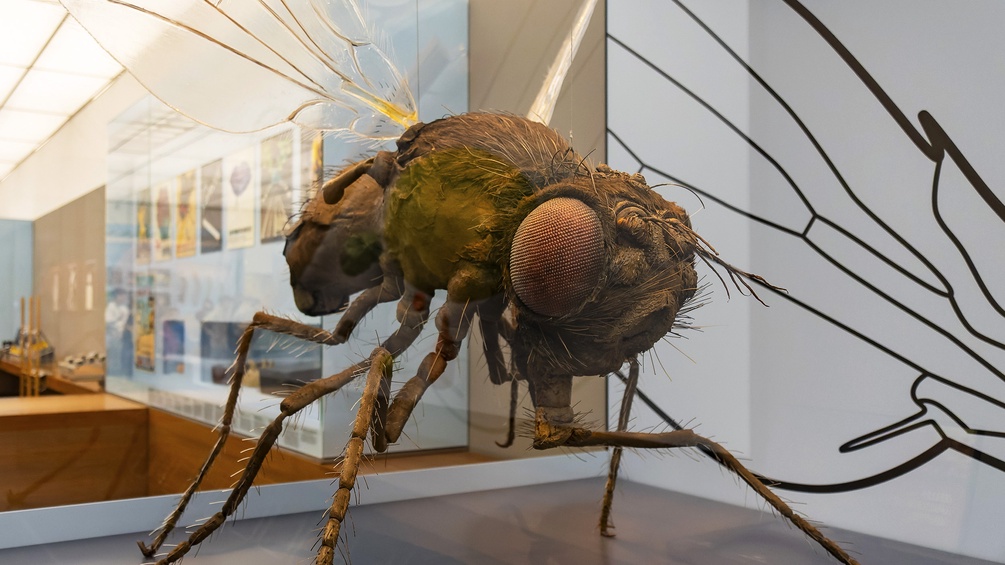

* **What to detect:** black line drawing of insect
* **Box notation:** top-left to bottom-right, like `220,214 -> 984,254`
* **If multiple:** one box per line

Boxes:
605,5 -> 1005,556
62,1 -> 863,564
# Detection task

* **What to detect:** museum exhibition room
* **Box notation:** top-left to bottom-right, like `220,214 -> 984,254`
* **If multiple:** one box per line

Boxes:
0,1 -> 1002,564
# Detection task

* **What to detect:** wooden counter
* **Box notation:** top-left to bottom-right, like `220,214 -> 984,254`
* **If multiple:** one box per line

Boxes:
147,408 -> 495,495
0,394 -> 148,511
0,394 -> 494,511
0,393 -> 140,417
0,358 -> 103,396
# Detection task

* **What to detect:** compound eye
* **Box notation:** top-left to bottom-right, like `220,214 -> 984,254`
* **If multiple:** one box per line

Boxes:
509,197 -> 605,317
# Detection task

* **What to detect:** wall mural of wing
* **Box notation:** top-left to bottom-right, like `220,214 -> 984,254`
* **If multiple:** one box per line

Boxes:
607,1 -> 1005,560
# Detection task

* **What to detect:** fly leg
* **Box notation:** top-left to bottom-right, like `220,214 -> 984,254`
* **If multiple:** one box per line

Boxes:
315,349 -> 393,565
384,291 -> 476,443
599,357 -> 639,537
537,419 -> 861,565
319,291 -> 464,564
151,349 -> 386,565
367,286 -> 432,452
144,278 -> 429,562
330,273 -> 404,344
138,312 -> 344,558
475,295 -> 521,448
478,295 -> 509,386
496,377 -> 520,448
493,316 -> 524,448
282,291 -> 434,564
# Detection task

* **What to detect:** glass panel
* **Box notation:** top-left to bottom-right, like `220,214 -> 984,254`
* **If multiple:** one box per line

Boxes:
103,0 -> 470,460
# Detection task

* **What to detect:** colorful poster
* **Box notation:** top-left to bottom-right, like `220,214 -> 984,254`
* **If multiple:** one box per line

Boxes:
201,321 -> 244,384
175,169 -> 197,258
260,129 -> 295,243
153,180 -> 173,261
136,187 -> 152,264
223,146 -> 257,249
134,275 -> 155,371
162,320 -> 185,374
200,159 -> 223,253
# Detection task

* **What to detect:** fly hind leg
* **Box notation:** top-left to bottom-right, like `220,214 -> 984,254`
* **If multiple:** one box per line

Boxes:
538,419 -> 861,565
599,357 -> 639,537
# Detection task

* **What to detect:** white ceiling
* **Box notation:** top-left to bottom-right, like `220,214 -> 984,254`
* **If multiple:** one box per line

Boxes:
0,0 -> 122,181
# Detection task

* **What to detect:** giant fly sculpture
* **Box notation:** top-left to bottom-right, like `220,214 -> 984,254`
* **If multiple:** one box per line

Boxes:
63,1 -> 858,564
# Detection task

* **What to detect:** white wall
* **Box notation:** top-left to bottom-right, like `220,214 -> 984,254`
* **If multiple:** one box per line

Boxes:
606,0 -> 754,501
607,1 -> 1005,561
0,219 -> 32,340
0,74 -> 146,221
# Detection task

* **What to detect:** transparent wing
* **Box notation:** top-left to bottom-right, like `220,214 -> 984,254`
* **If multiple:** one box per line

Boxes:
526,0 -> 598,125
61,0 -> 417,140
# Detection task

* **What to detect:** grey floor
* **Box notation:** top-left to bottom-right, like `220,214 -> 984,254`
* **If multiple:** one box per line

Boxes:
0,478 -> 996,564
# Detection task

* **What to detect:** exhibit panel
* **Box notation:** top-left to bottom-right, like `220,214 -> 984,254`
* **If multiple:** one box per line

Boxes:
608,1 -> 1005,561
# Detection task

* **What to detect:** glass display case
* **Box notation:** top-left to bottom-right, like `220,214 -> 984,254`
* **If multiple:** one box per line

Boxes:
101,1 -> 470,459
104,98 -> 472,459
1,1 -> 1001,564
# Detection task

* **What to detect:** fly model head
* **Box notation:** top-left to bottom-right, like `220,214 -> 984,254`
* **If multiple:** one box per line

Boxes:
507,164 -> 699,380
284,161 -> 389,317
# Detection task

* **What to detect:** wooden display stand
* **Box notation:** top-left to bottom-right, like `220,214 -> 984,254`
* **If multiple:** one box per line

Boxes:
0,397 -> 490,511
0,393 -> 148,511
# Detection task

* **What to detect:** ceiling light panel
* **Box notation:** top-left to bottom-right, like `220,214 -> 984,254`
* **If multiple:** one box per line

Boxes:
0,65 -> 23,102
0,139 -> 37,161
5,68 -> 110,114
34,18 -> 121,78
0,107 -> 66,144
0,1 -> 65,68
0,1 -> 126,180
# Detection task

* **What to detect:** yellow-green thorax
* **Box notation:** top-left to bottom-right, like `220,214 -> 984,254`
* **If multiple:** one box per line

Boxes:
384,148 -> 534,299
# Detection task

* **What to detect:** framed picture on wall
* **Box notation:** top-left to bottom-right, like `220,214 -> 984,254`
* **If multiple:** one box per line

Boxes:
301,130 -> 323,202
134,289 -> 155,372
223,146 -> 257,250
260,129 -> 296,243
200,159 -> 224,254
136,186 -> 151,265
175,169 -> 197,258
152,180 -> 173,261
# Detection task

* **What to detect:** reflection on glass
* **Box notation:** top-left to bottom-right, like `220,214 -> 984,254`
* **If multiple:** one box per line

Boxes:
101,0 -> 473,464
105,98 -> 403,460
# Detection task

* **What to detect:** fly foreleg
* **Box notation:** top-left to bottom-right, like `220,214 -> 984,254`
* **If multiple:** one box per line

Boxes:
151,349 -> 379,565
315,349 -> 393,565
138,312 -> 345,558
